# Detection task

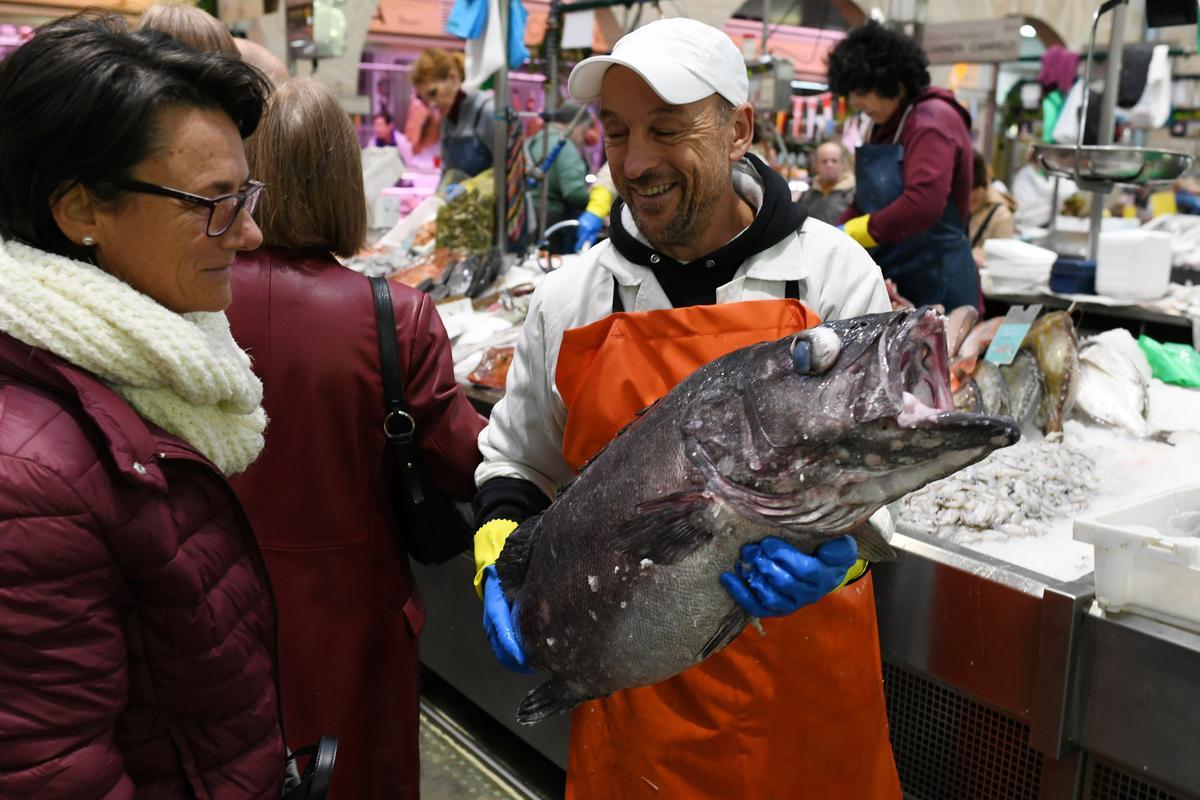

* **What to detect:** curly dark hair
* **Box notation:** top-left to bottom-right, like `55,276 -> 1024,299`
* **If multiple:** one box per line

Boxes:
826,20 -> 931,100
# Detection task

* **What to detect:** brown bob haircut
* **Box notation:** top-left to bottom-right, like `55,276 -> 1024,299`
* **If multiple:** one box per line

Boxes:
137,3 -> 239,56
411,48 -> 465,87
246,77 -> 367,257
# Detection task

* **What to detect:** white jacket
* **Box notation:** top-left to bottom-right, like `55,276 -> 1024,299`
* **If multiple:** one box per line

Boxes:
476,185 -> 891,497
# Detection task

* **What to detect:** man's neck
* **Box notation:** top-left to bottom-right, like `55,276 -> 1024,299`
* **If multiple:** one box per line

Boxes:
817,176 -> 839,193
653,186 -> 756,263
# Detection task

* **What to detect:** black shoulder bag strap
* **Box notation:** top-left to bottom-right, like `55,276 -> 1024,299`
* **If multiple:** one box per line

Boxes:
971,203 -> 1001,249
369,276 -> 425,505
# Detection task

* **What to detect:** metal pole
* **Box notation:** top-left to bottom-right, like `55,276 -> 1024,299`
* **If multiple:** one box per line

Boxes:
982,63 -> 999,166
538,2 -> 562,247
1088,1 -> 1128,261
761,0 -> 769,55
493,0 -> 510,253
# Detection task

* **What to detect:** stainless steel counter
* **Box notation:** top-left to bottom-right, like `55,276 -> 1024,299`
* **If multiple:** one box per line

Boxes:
416,525 -> 1200,798
874,526 -> 1200,800
423,389 -> 1199,798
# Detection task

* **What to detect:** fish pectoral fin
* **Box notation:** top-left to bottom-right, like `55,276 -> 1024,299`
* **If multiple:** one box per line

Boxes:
495,516 -> 542,595
517,679 -> 588,726
611,492 -> 715,566
699,605 -> 752,661
852,522 -> 898,563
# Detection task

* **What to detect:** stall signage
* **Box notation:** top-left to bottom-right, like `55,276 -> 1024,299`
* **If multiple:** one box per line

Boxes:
985,304 -> 1042,365
922,19 -> 1022,65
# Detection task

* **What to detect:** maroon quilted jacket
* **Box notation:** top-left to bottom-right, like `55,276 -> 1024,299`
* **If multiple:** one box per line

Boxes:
0,331 -> 284,799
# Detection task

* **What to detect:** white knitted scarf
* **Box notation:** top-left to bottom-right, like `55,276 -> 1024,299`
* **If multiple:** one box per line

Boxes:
0,239 -> 266,475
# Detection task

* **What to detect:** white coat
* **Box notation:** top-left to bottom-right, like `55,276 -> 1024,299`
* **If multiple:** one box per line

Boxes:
476,162 -> 892,496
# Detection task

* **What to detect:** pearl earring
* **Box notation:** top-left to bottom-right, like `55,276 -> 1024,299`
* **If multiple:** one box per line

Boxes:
82,235 -> 95,246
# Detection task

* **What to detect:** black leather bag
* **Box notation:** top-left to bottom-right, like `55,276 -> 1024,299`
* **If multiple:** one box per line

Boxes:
369,277 -> 473,565
282,736 -> 337,800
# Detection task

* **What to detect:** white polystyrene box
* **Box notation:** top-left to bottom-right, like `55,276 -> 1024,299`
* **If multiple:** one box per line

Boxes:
1074,484 -> 1200,632
1095,229 -> 1173,300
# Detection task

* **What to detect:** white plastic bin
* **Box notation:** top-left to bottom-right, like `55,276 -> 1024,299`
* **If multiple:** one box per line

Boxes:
1095,229 -> 1173,300
1074,484 -> 1200,631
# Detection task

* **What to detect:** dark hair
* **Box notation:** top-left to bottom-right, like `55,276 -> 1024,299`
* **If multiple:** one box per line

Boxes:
374,109 -> 393,125
826,20 -> 931,100
972,150 -> 989,190
0,12 -> 271,261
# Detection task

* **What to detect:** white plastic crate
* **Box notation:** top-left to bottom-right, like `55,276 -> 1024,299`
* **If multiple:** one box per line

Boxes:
1073,484 -> 1200,632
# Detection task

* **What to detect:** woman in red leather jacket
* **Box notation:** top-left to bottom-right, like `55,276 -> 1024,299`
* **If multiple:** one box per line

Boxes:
226,77 -> 485,799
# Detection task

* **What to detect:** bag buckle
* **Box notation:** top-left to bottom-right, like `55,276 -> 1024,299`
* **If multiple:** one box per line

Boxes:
383,409 -> 416,440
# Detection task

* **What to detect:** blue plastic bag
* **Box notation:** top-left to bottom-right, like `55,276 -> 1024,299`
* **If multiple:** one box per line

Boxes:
508,0 -> 529,67
445,0 -> 487,39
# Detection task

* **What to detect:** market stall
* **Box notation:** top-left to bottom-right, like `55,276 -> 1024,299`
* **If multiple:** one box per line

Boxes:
369,239 -> 1200,797
340,3 -> 1200,798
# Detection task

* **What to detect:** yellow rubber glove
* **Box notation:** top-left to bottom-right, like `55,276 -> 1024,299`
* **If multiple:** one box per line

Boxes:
585,184 -> 614,219
837,504 -> 895,588
474,518 -> 518,599
836,558 -> 869,588
842,214 -> 878,249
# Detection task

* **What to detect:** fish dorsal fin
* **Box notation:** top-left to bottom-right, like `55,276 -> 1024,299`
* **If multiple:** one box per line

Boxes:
572,398 -> 663,477
610,491 -> 715,566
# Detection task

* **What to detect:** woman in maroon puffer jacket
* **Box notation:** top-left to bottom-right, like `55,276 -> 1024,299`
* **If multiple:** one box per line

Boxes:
226,78 -> 484,799
0,15 -> 286,798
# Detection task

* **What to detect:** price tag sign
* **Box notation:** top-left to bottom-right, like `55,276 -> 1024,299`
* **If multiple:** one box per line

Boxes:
984,304 -> 1042,365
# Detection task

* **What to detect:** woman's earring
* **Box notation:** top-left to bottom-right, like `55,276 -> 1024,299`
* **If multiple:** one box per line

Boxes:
82,235 -> 96,246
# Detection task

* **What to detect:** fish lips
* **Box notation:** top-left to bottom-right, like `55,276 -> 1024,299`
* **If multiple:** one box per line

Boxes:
900,409 -> 1022,449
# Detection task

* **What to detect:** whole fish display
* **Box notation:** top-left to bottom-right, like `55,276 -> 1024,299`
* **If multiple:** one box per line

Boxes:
1000,350 -> 1044,432
1075,330 -> 1152,438
945,305 -> 980,359
952,379 -> 981,412
1021,311 -> 1079,433
957,316 -> 1004,361
496,309 -> 1020,724
973,360 -> 1010,419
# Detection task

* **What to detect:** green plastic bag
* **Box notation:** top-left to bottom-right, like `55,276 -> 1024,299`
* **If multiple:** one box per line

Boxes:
1138,335 -> 1200,388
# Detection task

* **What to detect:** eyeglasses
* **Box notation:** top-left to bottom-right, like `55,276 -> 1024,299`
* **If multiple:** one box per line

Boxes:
109,178 -> 266,237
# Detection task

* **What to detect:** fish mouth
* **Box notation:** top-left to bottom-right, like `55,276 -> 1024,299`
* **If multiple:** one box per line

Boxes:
882,308 -> 1021,449
893,308 -> 956,428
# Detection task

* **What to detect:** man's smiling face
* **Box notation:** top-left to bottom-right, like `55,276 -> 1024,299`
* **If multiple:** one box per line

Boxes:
599,66 -> 737,253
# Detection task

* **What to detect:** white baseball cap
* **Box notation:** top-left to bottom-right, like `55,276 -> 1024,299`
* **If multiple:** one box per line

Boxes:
567,17 -> 749,107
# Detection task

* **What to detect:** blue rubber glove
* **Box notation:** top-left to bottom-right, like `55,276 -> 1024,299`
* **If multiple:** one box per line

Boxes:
573,210 -> 604,252
482,565 -> 533,673
720,536 -> 858,617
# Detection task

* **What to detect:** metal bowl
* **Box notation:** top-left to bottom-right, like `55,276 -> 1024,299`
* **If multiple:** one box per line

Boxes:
1032,144 -> 1194,186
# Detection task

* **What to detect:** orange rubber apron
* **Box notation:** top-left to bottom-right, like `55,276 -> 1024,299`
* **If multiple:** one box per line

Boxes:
554,297 -> 901,800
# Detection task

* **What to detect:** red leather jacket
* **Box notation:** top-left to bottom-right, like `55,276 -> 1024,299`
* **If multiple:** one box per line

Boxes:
227,247 -> 484,800
0,332 -> 284,799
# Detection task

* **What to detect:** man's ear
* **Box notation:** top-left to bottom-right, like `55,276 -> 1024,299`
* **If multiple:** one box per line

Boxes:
728,102 -> 755,162
50,183 -> 101,247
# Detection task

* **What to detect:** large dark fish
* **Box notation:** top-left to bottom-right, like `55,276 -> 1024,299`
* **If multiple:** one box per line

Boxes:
497,308 -> 1019,724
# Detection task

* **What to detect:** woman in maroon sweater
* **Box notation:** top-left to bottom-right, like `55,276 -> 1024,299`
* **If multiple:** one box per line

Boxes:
828,21 -> 980,310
